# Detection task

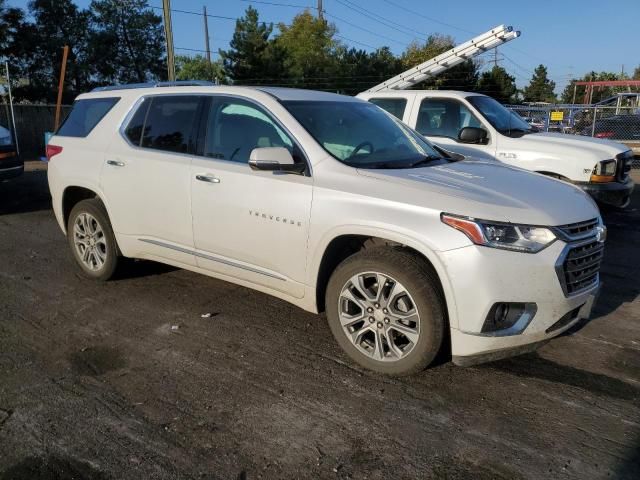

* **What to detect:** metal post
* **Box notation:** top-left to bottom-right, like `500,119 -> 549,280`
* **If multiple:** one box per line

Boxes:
54,45 -> 69,132
4,61 -> 19,155
571,83 -> 577,104
591,107 -> 597,137
318,0 -> 323,20
162,0 -> 176,81
203,5 -> 211,64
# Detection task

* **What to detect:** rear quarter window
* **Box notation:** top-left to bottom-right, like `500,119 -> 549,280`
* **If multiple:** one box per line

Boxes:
57,97 -> 120,137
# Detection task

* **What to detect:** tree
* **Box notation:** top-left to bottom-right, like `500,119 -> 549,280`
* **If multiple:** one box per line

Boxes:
175,55 -> 226,84
275,11 -> 338,86
0,0 -> 24,60
522,64 -> 556,103
219,6 -> 283,84
88,0 -> 165,85
400,34 -> 478,91
330,46 -> 403,95
632,66 -> 640,80
477,66 -> 517,104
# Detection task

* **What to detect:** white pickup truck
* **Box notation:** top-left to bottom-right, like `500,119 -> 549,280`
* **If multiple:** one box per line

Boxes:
357,90 -> 635,208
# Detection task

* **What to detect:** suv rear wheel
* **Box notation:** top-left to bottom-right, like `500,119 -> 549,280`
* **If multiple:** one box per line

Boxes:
67,199 -> 119,280
325,247 -> 445,376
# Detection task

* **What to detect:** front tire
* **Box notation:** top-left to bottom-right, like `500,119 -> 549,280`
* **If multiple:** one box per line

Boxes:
67,199 -> 119,281
325,247 -> 445,376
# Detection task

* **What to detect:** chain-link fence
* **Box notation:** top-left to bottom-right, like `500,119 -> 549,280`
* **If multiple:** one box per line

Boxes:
0,103 -> 72,161
507,104 -> 640,169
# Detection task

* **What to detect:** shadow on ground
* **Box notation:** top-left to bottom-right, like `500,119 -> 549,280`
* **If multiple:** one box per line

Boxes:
0,169 -> 50,216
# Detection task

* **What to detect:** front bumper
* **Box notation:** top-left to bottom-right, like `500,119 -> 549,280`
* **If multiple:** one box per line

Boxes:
439,240 -> 601,365
577,177 -> 634,208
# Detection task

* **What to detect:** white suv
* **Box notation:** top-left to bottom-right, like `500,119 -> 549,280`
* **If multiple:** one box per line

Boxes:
47,83 -> 606,375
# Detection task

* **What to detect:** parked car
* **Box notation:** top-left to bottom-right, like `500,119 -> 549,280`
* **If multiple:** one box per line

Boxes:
0,125 -> 22,181
48,83 -> 605,375
580,114 -> 640,141
358,90 -> 634,208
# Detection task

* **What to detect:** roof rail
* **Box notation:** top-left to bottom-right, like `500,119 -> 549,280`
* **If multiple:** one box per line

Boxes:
92,80 -> 216,92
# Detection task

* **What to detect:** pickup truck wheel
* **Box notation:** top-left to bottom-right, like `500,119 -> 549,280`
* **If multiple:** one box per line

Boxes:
326,247 -> 444,376
67,199 -> 119,281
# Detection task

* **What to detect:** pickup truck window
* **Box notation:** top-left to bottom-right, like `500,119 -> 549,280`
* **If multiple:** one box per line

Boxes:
415,98 -> 482,140
203,98 -> 294,163
467,95 -> 534,137
283,100 -> 443,169
368,98 -> 407,120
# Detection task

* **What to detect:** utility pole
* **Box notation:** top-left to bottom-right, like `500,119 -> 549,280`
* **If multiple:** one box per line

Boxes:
203,5 -> 211,64
55,45 -> 69,131
493,47 -> 498,68
162,0 -> 176,81
317,0 -> 323,20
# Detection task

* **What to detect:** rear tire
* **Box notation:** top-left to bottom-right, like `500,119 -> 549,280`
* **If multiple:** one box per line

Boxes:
325,247 -> 445,376
67,199 -> 119,281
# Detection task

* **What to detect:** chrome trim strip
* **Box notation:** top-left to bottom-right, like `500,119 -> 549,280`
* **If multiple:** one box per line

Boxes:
0,165 -> 23,172
138,238 -> 287,281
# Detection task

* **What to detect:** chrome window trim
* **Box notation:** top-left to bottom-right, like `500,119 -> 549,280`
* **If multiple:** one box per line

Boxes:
118,92 -> 313,176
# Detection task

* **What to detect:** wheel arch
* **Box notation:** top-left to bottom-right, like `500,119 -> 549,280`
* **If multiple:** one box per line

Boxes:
61,185 -> 110,234
312,230 -> 458,328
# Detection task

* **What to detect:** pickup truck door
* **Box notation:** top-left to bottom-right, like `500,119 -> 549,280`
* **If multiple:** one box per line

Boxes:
190,96 -> 312,299
409,96 -> 497,160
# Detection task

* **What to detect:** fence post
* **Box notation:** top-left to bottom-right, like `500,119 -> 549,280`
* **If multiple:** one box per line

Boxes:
591,107 -> 597,137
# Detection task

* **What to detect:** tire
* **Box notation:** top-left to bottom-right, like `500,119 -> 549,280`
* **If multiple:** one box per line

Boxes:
67,198 -> 119,281
325,247 -> 445,376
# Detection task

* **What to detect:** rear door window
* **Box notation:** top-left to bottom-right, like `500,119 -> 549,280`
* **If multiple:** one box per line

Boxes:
57,97 -> 120,137
140,96 -> 201,154
368,98 -> 407,120
124,98 -> 151,146
416,98 -> 482,139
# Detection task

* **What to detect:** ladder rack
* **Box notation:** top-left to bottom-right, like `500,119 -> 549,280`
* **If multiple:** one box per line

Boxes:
365,25 -> 520,92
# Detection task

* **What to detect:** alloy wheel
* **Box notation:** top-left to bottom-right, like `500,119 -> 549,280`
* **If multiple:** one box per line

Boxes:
73,212 -> 108,271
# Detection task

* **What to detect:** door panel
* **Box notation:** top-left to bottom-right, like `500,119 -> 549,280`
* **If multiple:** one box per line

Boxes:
190,97 -> 312,298
100,95 -> 201,265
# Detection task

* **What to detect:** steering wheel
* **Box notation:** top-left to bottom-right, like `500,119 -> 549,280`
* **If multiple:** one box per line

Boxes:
347,141 -> 374,159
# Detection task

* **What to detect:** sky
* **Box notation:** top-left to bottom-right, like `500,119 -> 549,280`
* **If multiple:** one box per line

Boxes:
8,0 -> 640,92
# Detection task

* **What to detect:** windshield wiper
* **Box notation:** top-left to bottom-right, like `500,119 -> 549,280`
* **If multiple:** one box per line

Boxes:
406,155 -> 442,168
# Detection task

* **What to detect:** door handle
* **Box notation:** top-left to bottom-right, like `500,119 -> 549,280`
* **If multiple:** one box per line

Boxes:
196,174 -> 221,184
106,160 -> 125,167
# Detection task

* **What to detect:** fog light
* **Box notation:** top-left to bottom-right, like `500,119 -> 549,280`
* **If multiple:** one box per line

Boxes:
481,302 -> 537,336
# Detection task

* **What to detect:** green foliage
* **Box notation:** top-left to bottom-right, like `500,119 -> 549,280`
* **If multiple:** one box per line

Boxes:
522,64 -> 556,103
477,66 -> 518,104
219,6 -> 283,84
633,66 -> 640,80
88,0 -> 165,85
175,55 -> 226,84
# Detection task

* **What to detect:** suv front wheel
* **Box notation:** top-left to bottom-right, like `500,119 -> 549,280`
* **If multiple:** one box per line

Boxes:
67,199 -> 119,281
325,247 -> 445,376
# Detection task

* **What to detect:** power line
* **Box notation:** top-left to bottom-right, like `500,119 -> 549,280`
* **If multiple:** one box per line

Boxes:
237,0 -> 313,8
381,0 -> 476,35
333,0 -> 423,41
324,11 -> 406,47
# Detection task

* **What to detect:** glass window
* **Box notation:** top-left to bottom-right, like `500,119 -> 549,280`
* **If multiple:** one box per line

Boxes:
203,98 -> 293,163
368,98 -> 407,120
467,95 -> 533,136
141,96 -> 201,154
124,98 -> 150,146
57,97 -> 120,137
283,100 -> 442,169
415,98 -> 483,139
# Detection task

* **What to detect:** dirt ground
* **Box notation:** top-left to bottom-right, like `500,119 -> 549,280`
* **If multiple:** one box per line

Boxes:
0,163 -> 638,479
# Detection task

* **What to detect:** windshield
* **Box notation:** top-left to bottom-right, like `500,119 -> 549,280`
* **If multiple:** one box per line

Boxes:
282,100 -> 444,168
467,95 -> 534,137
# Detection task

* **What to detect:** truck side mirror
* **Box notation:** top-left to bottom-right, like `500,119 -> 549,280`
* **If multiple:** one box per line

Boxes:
458,127 -> 488,144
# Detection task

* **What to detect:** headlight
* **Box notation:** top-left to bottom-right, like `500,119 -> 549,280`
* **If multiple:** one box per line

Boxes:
590,159 -> 616,183
441,214 -> 557,253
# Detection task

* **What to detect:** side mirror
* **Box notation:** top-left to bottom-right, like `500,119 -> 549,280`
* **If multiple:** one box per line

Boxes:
458,127 -> 488,144
248,147 -> 305,174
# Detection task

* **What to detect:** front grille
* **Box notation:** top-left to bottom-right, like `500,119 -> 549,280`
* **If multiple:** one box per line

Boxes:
555,218 -> 599,241
558,239 -> 604,296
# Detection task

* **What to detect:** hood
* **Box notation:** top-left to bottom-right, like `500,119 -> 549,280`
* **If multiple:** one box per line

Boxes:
518,132 -> 628,161
357,160 -> 599,226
